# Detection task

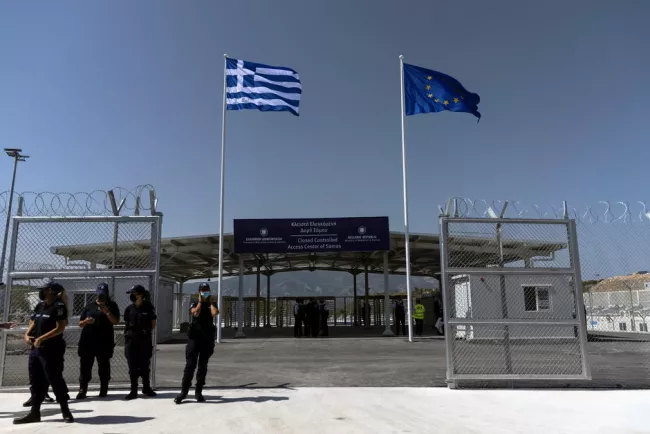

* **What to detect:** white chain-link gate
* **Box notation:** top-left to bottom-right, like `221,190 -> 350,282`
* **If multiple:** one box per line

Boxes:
0,215 -> 162,389
439,216 -> 591,386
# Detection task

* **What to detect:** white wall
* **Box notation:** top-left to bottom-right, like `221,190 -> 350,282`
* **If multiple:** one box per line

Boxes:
453,275 -> 576,339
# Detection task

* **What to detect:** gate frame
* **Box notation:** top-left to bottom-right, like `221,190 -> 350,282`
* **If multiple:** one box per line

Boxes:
0,215 -> 162,388
439,216 -> 591,388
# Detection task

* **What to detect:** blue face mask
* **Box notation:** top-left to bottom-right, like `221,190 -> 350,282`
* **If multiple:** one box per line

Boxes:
200,292 -> 211,299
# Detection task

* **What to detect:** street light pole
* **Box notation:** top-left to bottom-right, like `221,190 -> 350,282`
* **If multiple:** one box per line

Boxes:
0,148 -> 29,285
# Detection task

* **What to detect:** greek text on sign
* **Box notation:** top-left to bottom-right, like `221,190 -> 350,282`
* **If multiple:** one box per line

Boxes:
233,217 -> 390,253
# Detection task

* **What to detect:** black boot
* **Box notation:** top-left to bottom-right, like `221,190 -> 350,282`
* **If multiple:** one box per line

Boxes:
98,382 -> 108,398
13,405 -> 41,425
76,387 -> 87,400
195,385 -> 205,403
174,389 -> 188,405
124,378 -> 138,401
23,393 -> 53,407
60,401 -> 74,423
141,380 -> 157,397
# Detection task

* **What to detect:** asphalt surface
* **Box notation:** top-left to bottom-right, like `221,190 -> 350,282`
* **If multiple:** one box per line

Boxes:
1,332 -> 649,390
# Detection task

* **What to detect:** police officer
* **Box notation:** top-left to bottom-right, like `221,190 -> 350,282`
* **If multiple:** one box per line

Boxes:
293,298 -> 303,338
174,283 -> 218,404
318,300 -> 329,337
76,282 -> 120,399
413,299 -> 425,337
395,300 -> 406,336
14,281 -> 73,424
124,284 -> 157,400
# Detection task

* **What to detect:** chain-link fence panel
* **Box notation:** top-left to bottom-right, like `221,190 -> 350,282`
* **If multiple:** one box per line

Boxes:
445,198 -> 650,388
440,216 -> 589,384
0,215 -> 161,389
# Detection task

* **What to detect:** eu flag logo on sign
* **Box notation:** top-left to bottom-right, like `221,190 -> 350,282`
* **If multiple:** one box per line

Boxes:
403,63 -> 480,120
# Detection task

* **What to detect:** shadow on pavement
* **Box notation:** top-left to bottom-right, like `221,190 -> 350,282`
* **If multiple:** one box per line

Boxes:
149,391 -> 290,404
0,409 -> 93,419
71,415 -> 154,425
204,395 -> 289,404
205,382 -> 295,390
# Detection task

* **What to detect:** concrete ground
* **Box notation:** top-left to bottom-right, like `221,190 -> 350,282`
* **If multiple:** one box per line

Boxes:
153,336 -> 650,389
0,388 -> 647,433
2,334 -> 649,389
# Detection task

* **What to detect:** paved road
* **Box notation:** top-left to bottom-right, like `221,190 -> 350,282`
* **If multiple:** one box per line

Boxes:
155,337 -> 448,388
2,335 -> 649,389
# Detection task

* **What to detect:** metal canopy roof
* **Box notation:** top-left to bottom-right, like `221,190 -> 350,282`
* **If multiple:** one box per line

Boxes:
51,232 -> 564,282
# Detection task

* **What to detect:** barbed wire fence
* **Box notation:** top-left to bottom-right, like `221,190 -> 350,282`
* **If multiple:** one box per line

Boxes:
442,198 -> 650,387
0,185 -> 156,280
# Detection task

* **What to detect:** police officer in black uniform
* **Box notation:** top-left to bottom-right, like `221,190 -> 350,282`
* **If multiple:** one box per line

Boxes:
14,281 -> 73,425
76,282 -> 120,399
175,283 -> 218,404
123,284 -> 157,400
319,300 -> 329,336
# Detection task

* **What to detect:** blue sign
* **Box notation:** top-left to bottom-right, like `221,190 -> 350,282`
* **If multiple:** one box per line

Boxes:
233,217 -> 390,253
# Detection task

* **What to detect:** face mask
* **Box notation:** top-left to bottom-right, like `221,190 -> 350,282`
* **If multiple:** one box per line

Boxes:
38,289 -> 46,301
130,294 -> 137,302
98,294 -> 107,304
200,292 -> 210,299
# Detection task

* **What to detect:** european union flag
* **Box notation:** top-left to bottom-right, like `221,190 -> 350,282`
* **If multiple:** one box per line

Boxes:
403,63 -> 480,120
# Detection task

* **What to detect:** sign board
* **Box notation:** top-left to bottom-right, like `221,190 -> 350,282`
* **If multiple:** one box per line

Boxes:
233,217 -> 390,254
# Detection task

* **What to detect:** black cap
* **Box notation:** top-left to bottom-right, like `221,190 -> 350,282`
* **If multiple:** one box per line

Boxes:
96,283 -> 109,295
199,283 -> 210,291
127,284 -> 146,295
38,281 -> 64,294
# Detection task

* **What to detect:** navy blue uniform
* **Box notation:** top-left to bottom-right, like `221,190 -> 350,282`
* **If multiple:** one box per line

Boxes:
181,299 -> 216,392
78,301 -> 120,389
28,300 -> 70,406
124,301 -> 156,384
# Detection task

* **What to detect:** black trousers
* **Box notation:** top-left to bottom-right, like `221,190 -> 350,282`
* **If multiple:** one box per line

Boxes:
29,344 -> 69,406
79,351 -> 112,388
125,339 -> 152,384
310,319 -> 319,337
293,315 -> 302,337
181,337 -> 215,391
320,318 -> 328,336
395,316 -> 405,335
415,319 -> 424,336
304,320 -> 310,337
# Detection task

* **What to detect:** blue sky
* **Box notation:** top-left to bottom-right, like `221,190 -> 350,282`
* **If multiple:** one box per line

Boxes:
1,1 -> 649,239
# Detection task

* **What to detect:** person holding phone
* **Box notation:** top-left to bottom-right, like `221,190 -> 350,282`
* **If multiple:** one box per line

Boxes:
14,281 -> 73,425
76,283 -> 120,399
174,283 -> 218,404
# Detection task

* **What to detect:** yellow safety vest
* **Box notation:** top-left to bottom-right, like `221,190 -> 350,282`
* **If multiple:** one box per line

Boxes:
413,304 -> 425,320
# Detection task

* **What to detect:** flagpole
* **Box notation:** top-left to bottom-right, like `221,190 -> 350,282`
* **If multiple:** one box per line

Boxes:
216,54 -> 228,344
399,55 -> 414,343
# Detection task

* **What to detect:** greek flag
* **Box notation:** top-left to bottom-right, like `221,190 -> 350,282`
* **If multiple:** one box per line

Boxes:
226,58 -> 302,116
